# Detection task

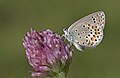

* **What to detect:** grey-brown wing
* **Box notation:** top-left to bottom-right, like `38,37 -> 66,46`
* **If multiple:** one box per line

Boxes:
68,11 -> 105,48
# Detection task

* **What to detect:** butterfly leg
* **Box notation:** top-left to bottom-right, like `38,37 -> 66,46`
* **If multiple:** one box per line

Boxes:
69,42 -> 72,46
61,34 -> 66,42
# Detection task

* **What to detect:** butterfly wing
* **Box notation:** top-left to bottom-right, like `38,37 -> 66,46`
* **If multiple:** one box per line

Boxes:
68,11 -> 105,48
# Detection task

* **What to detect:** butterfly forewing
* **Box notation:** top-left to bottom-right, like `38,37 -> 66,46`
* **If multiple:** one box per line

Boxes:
68,11 -> 105,48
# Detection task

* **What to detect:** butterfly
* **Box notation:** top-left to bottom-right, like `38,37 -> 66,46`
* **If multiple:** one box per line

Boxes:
63,11 -> 105,51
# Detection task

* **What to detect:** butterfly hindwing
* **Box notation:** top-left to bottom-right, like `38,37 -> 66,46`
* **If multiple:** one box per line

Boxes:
68,11 -> 105,48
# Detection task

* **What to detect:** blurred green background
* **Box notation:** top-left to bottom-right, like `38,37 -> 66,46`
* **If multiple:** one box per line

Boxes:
0,0 -> 120,78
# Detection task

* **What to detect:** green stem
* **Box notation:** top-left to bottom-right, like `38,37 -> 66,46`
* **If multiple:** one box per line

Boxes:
46,72 -> 66,78
58,72 -> 65,78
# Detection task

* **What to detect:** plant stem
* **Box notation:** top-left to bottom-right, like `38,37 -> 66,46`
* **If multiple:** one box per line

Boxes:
58,72 -> 65,78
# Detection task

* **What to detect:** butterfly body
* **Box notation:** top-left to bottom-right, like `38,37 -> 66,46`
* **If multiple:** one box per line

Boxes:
63,11 -> 105,51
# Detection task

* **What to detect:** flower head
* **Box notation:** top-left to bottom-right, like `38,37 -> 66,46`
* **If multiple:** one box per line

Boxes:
23,28 -> 72,78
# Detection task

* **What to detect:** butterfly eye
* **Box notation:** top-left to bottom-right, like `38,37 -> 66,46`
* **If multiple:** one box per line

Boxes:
63,28 -> 68,32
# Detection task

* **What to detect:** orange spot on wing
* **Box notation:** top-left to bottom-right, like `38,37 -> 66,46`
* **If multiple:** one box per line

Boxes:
91,37 -> 95,41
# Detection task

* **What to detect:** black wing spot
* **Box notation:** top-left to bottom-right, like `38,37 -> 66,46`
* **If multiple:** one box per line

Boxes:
91,38 -> 93,40
91,42 -> 94,45
102,14 -> 104,16
92,26 -> 94,29
94,21 -> 96,23
100,35 -> 102,36
75,29 -> 78,31
80,36 -> 81,38
86,39 -> 88,42
82,31 -> 85,34
78,33 -> 80,35
95,32 -> 97,35
94,29 -> 97,31
88,34 -> 90,36
82,42 -> 84,44
87,27 -> 90,29
95,39 -> 97,41
88,24 -> 90,26
83,25 -> 85,27
93,18 -> 95,20
95,26 -> 97,28
98,32 -> 100,34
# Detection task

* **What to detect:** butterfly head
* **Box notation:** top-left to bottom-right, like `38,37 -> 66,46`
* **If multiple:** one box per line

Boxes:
63,28 -> 73,43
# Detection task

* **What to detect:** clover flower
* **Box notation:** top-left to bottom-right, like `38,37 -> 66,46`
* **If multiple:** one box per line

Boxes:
23,28 -> 72,78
